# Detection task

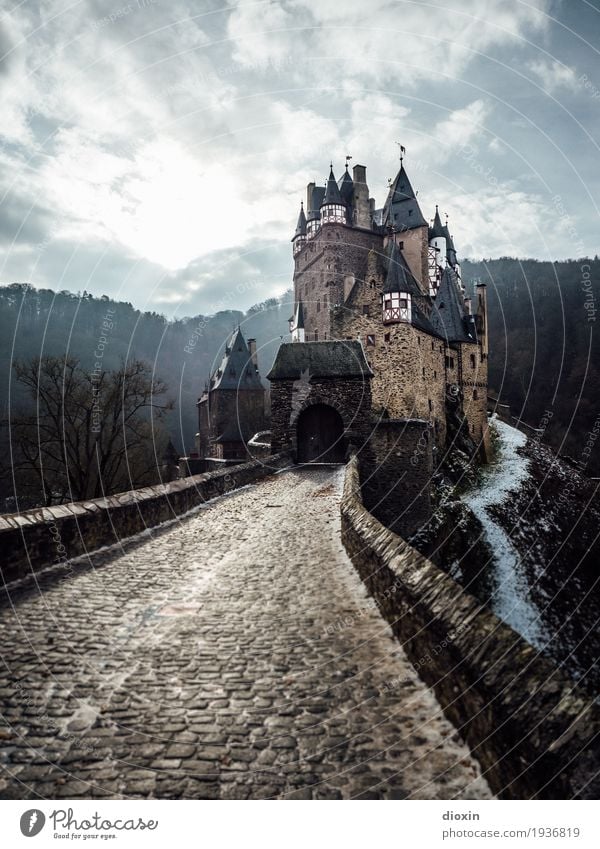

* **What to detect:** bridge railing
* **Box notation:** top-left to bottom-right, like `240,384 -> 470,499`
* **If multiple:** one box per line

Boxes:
340,453 -> 600,800
0,452 -> 291,586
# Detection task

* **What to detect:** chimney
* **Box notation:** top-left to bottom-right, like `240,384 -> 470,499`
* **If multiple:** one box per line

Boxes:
248,338 -> 258,369
306,182 -> 315,211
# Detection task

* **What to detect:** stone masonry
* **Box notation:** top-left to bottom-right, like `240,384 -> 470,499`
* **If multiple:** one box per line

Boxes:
0,468 -> 491,801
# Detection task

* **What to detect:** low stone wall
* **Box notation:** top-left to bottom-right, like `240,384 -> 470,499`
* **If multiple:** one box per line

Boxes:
0,453 -> 291,585
341,455 -> 599,799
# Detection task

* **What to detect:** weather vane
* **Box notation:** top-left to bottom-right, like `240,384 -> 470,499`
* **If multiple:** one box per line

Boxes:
395,141 -> 406,163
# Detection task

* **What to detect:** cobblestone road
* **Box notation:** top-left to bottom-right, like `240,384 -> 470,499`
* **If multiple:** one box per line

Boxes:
0,467 -> 492,799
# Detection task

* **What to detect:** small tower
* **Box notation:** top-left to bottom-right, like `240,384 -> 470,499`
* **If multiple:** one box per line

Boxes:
382,241 -> 419,325
429,206 -> 447,269
292,202 -> 307,256
289,299 -> 305,342
306,183 -> 324,239
320,164 -> 346,225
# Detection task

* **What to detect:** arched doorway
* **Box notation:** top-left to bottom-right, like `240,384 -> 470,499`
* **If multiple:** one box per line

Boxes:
296,404 -> 346,464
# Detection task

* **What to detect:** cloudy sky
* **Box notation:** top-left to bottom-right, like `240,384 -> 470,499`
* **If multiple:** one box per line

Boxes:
1,0 -> 599,317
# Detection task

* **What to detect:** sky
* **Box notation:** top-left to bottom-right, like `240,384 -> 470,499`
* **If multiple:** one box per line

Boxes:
0,0 -> 599,317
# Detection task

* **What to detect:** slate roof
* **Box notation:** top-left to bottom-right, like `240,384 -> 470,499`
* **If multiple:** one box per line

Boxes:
322,166 -> 343,205
210,328 -> 264,391
383,240 -> 423,296
294,203 -> 307,237
430,267 -> 474,343
383,164 -> 428,231
338,167 -> 354,205
267,341 -> 373,381
430,207 -> 445,238
307,186 -> 324,221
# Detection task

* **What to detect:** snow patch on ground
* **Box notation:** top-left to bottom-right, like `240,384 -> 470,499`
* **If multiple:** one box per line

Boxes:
463,417 -> 548,649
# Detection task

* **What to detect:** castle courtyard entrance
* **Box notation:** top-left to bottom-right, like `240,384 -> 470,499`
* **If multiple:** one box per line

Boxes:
296,404 -> 346,463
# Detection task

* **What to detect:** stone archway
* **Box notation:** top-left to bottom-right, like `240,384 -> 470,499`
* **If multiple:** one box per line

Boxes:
296,404 -> 346,464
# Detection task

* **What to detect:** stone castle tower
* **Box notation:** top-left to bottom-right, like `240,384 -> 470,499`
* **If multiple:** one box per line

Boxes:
288,158 -> 490,458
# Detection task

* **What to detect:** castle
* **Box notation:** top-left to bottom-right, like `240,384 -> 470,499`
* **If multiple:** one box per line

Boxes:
267,156 -> 490,534
284,157 -> 489,455
191,154 -> 489,533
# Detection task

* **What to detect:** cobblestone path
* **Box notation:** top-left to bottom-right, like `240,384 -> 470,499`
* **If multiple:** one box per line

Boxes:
0,467 -> 492,800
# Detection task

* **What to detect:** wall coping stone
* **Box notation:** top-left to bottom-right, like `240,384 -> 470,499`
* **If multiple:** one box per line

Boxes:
0,453 -> 291,585
341,454 -> 599,799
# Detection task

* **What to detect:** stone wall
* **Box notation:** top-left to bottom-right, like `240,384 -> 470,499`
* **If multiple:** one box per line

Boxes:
360,420 -> 433,538
341,455 -> 600,800
332,290 -> 447,449
0,453 -> 291,585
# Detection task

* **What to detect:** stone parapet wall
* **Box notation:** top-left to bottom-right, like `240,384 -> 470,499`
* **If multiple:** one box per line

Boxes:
0,453 -> 291,585
341,454 -> 599,799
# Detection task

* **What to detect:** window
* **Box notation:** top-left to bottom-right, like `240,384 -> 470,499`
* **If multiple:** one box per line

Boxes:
470,353 -> 476,369
363,304 -> 370,316
399,298 -> 408,309
399,241 -> 404,249
367,334 -> 375,346
317,300 -> 320,313
417,336 -> 421,345
431,341 -> 435,350
428,399 -> 433,412
384,333 -> 391,343
434,370 -> 437,379
314,330 -> 319,341
422,367 -> 426,377
445,356 -> 455,369
473,389 -> 478,400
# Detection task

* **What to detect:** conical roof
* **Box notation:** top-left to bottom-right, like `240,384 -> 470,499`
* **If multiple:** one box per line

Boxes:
431,206 -> 445,238
322,165 -> 343,206
338,166 -> 354,205
383,240 -> 423,296
294,202 -> 307,238
383,164 -> 428,230
210,328 -> 264,391
430,267 -> 473,343
294,299 -> 305,330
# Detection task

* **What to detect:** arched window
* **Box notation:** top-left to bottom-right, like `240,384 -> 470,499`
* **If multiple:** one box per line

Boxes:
473,389 -> 478,400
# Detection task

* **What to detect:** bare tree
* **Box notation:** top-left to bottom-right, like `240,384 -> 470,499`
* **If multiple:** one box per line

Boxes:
5,355 -> 174,506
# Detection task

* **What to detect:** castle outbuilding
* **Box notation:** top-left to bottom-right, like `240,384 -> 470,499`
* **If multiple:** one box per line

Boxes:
195,328 -> 266,469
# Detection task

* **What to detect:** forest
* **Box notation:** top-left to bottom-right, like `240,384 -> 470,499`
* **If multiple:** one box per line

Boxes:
0,255 -> 598,508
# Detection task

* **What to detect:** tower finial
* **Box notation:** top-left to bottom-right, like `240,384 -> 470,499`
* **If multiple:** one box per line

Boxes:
396,141 -> 406,163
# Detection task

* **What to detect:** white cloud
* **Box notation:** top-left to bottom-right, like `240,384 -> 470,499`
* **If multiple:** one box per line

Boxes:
527,59 -> 578,93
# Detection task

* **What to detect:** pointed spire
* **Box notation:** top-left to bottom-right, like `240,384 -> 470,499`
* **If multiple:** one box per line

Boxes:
431,205 -> 445,238
294,201 -> 307,237
322,164 -> 343,206
383,163 -> 427,230
430,266 -> 472,342
383,241 -> 422,296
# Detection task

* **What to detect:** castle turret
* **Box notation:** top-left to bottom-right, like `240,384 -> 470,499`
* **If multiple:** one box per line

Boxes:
339,164 -> 354,223
292,202 -> 307,256
289,299 -> 305,342
306,182 -> 323,239
429,206 -> 447,269
382,241 -> 421,325
320,164 -> 346,225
